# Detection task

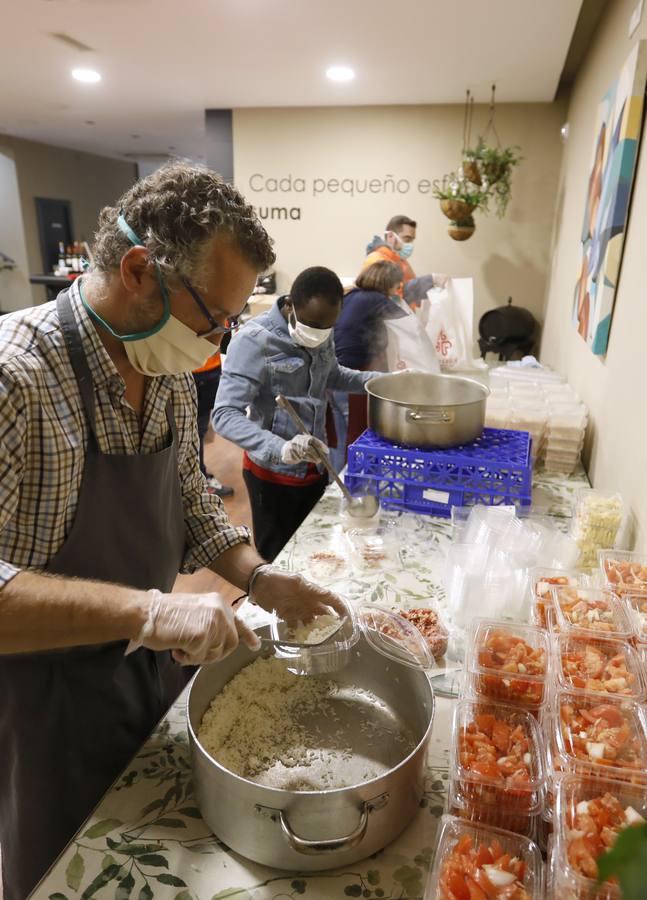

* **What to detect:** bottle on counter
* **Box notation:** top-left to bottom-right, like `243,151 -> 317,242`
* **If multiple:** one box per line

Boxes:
56,242 -> 66,273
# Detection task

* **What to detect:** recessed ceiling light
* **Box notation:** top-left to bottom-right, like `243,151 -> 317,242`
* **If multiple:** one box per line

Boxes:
72,68 -> 101,84
326,65 -> 355,83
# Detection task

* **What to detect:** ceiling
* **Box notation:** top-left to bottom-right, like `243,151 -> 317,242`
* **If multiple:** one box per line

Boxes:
0,0 -> 583,162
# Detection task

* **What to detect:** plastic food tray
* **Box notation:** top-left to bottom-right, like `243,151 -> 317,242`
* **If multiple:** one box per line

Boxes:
446,779 -> 544,839
552,633 -> 645,701
465,620 -> 550,713
531,568 -> 583,629
450,698 -> 547,816
425,815 -> 545,899
552,773 -> 647,900
553,690 -> 647,785
551,586 -> 635,642
599,549 -> 647,596
345,428 -> 533,518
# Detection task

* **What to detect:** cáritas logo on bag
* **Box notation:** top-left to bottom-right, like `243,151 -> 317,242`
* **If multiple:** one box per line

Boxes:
435,329 -> 454,360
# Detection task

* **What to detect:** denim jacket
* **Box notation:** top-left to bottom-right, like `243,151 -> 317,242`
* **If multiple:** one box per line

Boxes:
213,300 -> 375,479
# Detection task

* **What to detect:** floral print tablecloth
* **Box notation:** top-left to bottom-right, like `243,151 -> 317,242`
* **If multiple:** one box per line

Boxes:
33,469 -> 587,900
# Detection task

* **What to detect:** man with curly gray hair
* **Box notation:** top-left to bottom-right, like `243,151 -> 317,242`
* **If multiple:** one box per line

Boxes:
0,161 -> 349,900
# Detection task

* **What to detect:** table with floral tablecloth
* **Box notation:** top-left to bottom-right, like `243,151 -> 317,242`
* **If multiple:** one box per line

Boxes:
32,468 -> 587,900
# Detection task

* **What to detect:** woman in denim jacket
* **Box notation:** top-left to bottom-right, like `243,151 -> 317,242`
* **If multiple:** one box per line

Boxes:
213,267 -> 376,561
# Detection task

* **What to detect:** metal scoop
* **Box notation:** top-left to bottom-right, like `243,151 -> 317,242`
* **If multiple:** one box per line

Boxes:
275,394 -> 379,519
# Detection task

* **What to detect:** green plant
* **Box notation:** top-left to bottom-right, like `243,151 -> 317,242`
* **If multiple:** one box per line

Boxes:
463,140 -> 522,216
432,175 -> 489,209
597,822 -> 647,900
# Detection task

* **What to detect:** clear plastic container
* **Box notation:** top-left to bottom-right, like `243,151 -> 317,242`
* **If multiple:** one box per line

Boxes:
450,698 -> 547,816
553,690 -> 647,785
446,778 -> 544,838
425,814 -> 545,899
544,435 -> 585,454
571,492 -> 624,571
357,605 -> 435,671
551,586 -> 635,641
599,549 -> 647,596
466,620 -> 550,712
552,633 -> 645,701
343,527 -> 397,571
623,590 -> 647,643
531,568 -> 582,629
552,773 -> 647,899
270,601 -> 360,676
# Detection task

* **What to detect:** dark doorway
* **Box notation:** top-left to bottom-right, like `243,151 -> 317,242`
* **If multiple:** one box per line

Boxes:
35,197 -> 73,273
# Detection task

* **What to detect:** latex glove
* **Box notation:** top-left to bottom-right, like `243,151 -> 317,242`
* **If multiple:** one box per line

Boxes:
280,434 -> 329,465
432,272 -> 450,289
127,590 -> 261,665
248,564 -> 348,623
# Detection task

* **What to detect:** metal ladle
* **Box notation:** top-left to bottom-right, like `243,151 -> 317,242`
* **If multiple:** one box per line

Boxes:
275,394 -> 379,519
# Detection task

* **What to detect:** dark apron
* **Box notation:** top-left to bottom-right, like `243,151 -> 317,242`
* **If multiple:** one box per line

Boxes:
0,293 -> 189,900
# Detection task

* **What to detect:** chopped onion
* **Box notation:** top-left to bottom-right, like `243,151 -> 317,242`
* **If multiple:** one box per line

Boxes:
576,800 -> 590,815
482,865 -> 517,888
625,806 -> 646,825
523,752 -> 531,765
586,741 -> 605,760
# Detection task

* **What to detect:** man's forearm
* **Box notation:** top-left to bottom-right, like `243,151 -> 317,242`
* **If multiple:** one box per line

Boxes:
0,570 -> 148,654
209,543 -> 266,593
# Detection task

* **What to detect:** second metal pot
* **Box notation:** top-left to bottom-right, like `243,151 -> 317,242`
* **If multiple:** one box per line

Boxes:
366,371 -> 489,448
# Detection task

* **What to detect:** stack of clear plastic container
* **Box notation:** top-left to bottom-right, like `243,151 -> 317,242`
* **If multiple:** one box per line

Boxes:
483,366 -> 589,474
444,506 -> 581,628
542,401 -> 589,475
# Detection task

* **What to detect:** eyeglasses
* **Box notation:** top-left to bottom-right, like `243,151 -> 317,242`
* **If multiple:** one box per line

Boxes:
180,276 -> 239,338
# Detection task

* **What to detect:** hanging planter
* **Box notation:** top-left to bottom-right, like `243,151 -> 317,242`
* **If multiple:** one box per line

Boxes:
433,174 -> 488,233
462,160 -> 482,186
440,197 -> 476,221
448,215 -> 475,241
463,139 -> 522,215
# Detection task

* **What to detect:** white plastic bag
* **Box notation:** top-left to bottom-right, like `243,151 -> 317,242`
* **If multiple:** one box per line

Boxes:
383,298 -> 440,373
420,278 -> 480,372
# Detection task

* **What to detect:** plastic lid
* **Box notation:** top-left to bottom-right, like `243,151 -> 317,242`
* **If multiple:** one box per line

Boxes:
358,605 -> 434,670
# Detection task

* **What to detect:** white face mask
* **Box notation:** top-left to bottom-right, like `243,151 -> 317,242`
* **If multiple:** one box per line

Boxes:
288,311 -> 332,349
124,314 -> 215,376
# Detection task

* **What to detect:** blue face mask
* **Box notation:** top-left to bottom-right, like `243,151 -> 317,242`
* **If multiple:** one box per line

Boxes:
398,242 -> 414,260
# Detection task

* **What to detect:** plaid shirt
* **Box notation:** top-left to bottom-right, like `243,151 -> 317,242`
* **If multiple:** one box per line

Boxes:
0,278 -> 249,588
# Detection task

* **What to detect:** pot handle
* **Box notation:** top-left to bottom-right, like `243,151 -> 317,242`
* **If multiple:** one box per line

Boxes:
275,793 -> 388,855
406,408 -> 454,424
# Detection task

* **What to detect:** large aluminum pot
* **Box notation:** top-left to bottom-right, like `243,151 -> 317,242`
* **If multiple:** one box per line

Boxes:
366,371 -> 489,448
188,628 -> 434,871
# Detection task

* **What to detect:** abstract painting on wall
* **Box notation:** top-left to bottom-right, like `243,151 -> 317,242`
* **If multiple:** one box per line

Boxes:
574,40 -> 647,355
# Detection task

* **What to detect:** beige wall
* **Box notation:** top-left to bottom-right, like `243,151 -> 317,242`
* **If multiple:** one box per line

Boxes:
540,0 -> 647,548
1,136 -> 136,304
0,146 -> 32,312
233,103 -> 565,330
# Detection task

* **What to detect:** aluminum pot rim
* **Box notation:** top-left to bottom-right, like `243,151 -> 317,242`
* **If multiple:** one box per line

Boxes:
366,372 -> 490,409
187,642 -> 435,798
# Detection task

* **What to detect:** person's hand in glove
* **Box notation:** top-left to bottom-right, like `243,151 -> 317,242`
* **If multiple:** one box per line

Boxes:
280,434 -> 329,465
127,591 -> 261,665
248,565 -> 349,624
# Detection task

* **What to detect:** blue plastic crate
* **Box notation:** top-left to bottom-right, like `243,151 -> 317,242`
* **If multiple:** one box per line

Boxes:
345,428 -> 533,517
